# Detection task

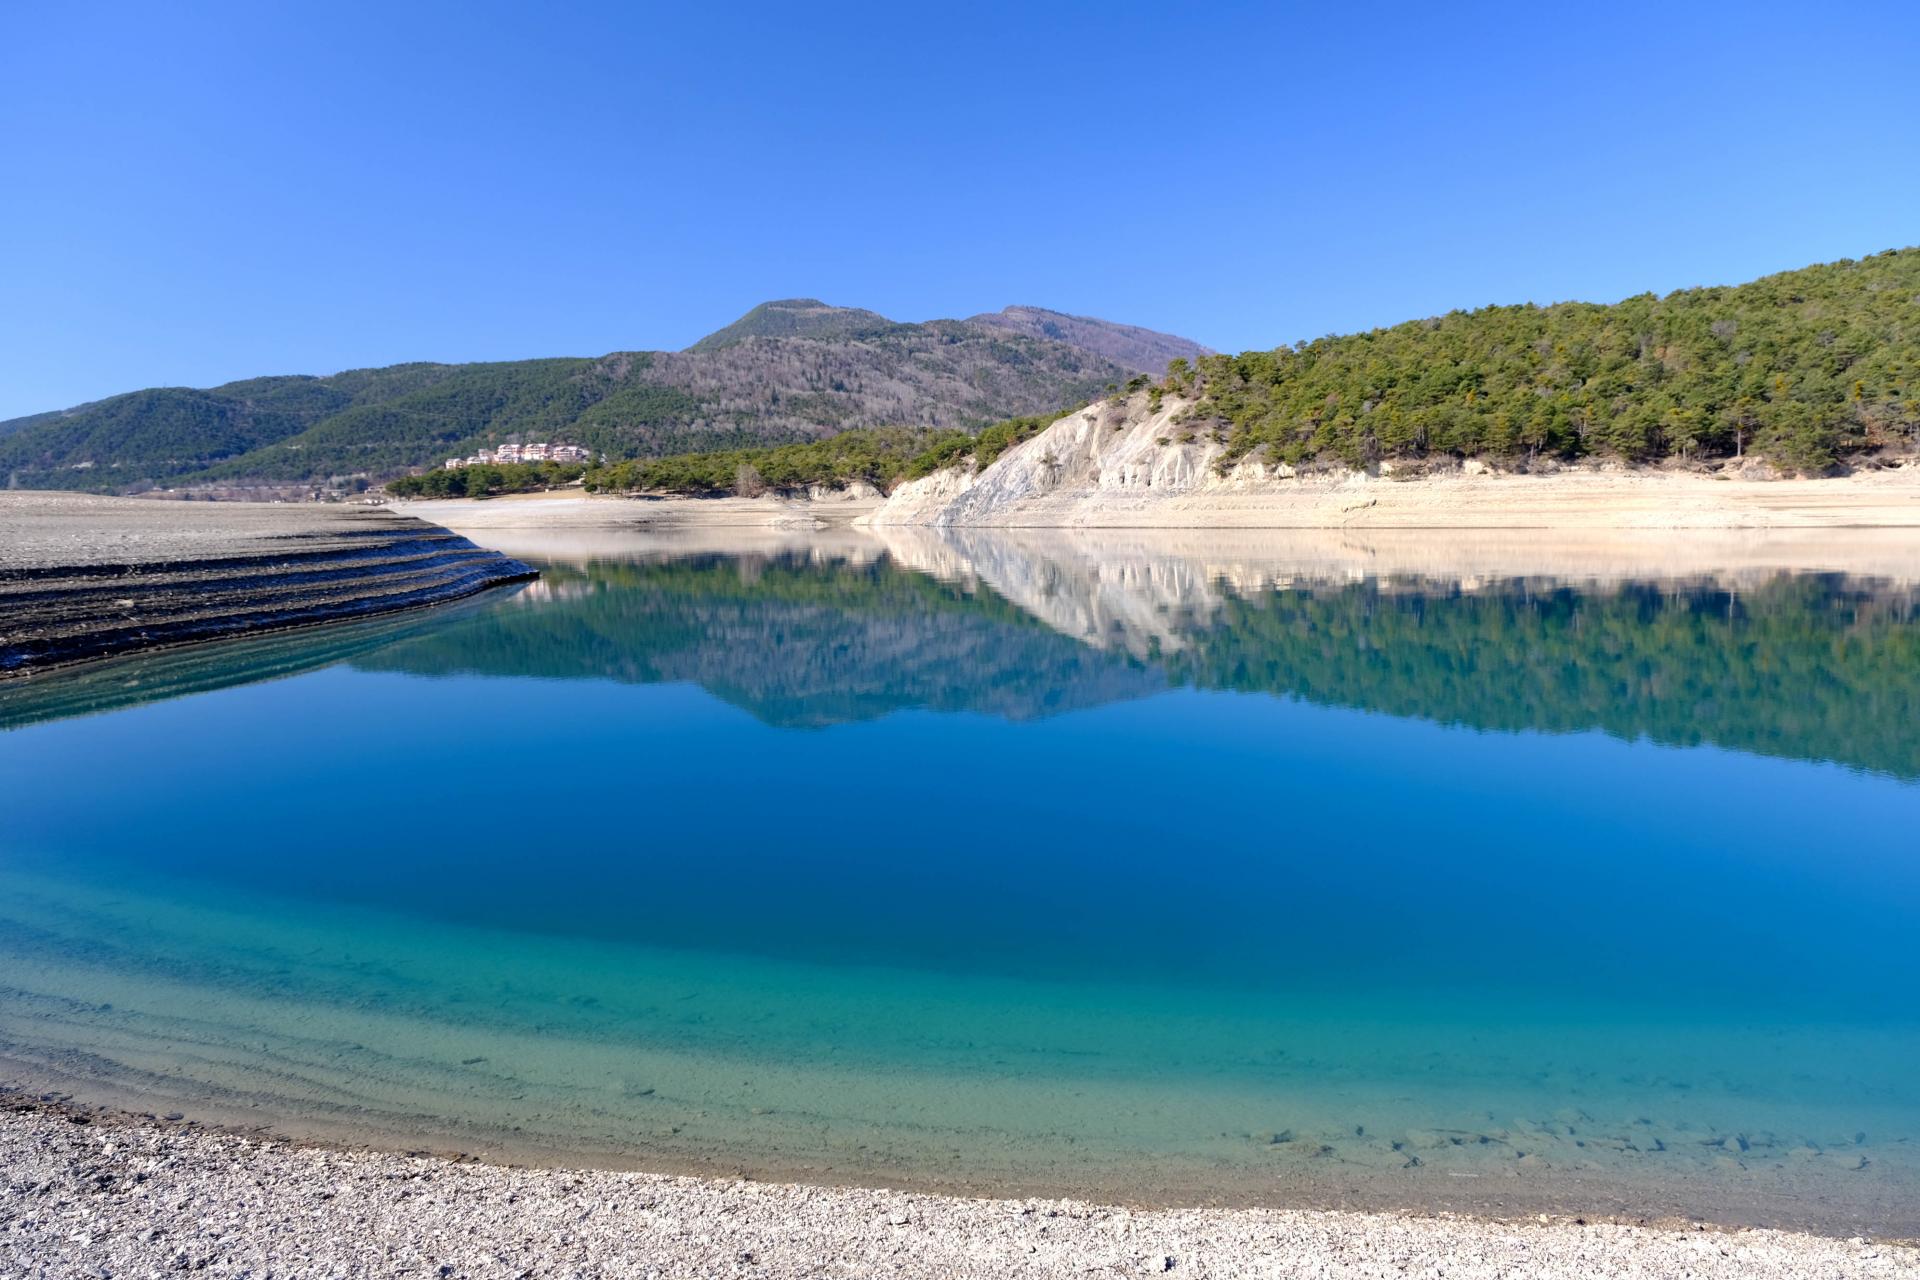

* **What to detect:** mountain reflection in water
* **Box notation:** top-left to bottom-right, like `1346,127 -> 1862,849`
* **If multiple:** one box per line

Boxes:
7,530 -> 1920,779
336,535 -> 1920,778
3,528 -> 1918,1231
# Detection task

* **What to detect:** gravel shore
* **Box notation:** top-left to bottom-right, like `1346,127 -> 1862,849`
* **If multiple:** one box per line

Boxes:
2,1104 -> 1913,1280
0,492 -> 532,675
0,492 -> 429,569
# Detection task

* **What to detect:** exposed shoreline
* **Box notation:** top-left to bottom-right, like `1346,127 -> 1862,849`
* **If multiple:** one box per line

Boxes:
0,492 -> 534,677
15,445 -> 1900,653
3,1098 -> 1912,1279
393,489 -> 1920,589
865,463 -> 1920,530
395,460 -> 1920,535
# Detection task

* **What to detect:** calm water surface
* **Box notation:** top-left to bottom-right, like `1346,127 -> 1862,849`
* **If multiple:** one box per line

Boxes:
2,532 -> 1917,1231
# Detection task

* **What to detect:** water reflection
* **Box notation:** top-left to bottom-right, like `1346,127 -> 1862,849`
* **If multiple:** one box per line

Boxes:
2,529 -> 1918,1229
8,531 -> 1920,780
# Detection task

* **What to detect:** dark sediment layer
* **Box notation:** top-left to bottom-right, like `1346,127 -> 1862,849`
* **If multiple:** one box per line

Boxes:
0,493 -> 534,677
0,594 -> 505,730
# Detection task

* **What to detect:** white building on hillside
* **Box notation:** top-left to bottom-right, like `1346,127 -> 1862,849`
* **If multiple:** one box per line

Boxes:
440,442 -> 592,469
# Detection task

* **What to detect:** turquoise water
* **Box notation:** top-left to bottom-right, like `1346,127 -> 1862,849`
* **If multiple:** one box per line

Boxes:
2,537 -> 1918,1231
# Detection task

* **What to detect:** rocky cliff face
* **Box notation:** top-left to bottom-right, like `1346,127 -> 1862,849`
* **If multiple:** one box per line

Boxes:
864,393 -> 1261,527
860,391 -> 1920,530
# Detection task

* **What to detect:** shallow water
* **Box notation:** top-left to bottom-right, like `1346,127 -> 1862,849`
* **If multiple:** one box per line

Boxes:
2,533 -> 1917,1232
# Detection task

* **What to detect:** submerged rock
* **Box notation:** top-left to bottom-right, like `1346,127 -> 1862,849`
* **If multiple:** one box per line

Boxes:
1403,1130 -> 1448,1150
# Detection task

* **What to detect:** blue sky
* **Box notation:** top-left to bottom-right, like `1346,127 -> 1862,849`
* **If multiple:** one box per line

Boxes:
2,0 -> 1915,420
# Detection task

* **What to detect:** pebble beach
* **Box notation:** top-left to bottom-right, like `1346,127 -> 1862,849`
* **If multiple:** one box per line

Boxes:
1,1103 -> 1914,1280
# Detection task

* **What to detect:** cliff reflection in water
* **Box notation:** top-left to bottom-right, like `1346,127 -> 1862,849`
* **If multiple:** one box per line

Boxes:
6,530 -> 1919,780
348,532 -> 1920,780
358,549 -> 1165,727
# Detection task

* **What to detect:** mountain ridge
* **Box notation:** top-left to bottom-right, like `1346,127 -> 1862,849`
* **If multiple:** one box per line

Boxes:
965,305 -> 1215,374
1,305 -> 1207,493
685,299 -> 898,352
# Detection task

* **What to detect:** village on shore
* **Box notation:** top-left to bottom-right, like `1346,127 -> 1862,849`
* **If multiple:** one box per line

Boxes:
445,441 -> 595,469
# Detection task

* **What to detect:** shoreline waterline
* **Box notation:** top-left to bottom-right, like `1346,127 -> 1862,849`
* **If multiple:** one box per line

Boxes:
3,1063 -> 1912,1242
394,460 -> 1920,535
2,1101 -> 1914,1280
1,849 -> 1915,1238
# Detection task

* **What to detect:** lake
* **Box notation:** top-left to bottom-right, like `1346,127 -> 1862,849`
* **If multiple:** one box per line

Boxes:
2,528 -> 1916,1233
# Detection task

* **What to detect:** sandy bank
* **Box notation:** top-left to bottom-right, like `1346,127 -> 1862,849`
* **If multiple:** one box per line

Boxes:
870,462 -> 1920,530
388,487 -> 1920,593
0,492 -> 532,676
394,489 -> 883,532
1120,465 -> 1919,529
397,443 -> 1920,539
2,1104 -> 1910,1280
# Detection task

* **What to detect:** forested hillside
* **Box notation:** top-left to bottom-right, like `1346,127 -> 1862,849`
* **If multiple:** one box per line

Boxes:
10,251 -> 1914,492
563,251 -> 1920,490
0,305 -> 1165,492
1187,248 -> 1919,472
576,415 -> 1056,496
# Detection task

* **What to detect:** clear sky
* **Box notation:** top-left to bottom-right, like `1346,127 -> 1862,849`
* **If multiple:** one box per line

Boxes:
2,0 -> 1916,420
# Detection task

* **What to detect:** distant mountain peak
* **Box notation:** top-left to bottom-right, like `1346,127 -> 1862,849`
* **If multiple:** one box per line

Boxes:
687,298 -> 1213,376
687,299 -> 896,352
965,306 -> 1214,375
1,298 -> 1209,493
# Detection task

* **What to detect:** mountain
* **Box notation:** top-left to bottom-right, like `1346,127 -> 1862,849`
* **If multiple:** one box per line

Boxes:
0,411 -> 53,442
0,304 -> 1208,493
685,299 -> 896,351
966,306 -> 1215,374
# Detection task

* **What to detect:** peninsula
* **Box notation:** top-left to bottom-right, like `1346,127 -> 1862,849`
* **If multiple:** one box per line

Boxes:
0,492 -> 533,677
